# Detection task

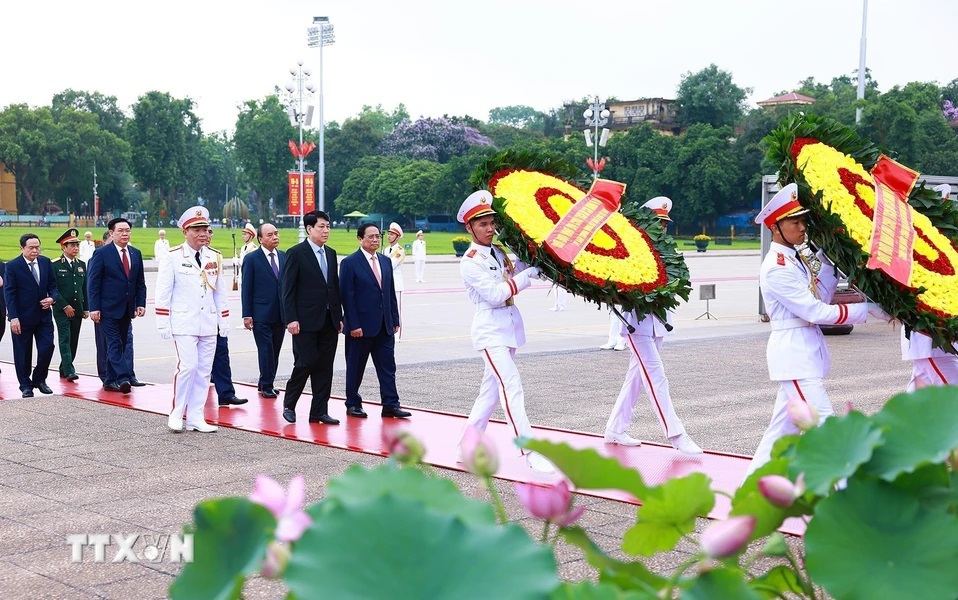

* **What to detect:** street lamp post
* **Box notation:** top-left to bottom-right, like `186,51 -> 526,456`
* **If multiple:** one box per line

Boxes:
582,97 -> 610,179
307,16 -> 335,214
285,61 -> 316,243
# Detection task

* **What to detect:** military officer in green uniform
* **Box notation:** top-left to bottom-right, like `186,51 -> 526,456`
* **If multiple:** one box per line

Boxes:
53,228 -> 88,381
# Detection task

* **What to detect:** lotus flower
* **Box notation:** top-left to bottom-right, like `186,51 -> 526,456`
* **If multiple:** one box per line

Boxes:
460,425 -> 499,476
515,480 -> 585,527
758,473 -> 805,508
261,541 -> 290,579
700,516 -> 756,559
786,397 -> 819,431
249,475 -> 312,542
382,427 -> 425,465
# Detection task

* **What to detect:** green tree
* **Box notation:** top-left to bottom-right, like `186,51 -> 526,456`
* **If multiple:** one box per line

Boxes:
793,72 -> 879,125
193,132 -> 240,219
51,89 -> 127,136
323,111 -> 388,216
125,91 -> 202,217
603,124 -> 677,205
429,146 -> 497,215
233,95 -> 297,220
366,159 -> 444,220
488,105 -> 546,130
338,155 -> 406,214
668,124 -> 741,231
675,64 -> 751,129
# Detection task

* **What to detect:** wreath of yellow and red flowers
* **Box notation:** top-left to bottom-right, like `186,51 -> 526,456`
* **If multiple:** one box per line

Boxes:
767,114 -> 958,352
469,150 -> 691,319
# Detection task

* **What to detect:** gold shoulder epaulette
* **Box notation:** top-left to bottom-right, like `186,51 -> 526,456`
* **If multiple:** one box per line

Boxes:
169,244 -> 183,252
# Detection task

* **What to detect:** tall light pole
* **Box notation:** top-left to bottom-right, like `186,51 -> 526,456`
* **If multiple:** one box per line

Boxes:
285,60 -> 316,242
582,97 -> 610,178
308,16 -> 335,214
856,0 -> 869,124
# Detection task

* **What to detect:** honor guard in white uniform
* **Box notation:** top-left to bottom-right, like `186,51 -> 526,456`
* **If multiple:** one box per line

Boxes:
239,222 -> 258,267
745,183 -> 889,476
412,230 -> 427,282
901,184 -> 958,390
79,231 -> 96,263
155,206 -> 230,433
386,222 -> 406,341
604,197 -> 702,456
455,190 -> 554,473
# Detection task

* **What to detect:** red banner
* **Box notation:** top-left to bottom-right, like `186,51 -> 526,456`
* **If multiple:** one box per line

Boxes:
544,178 -> 626,266
867,156 -> 918,285
288,172 -> 317,214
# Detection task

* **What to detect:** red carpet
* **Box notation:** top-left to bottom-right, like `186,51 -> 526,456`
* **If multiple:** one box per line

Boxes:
0,369 -> 803,536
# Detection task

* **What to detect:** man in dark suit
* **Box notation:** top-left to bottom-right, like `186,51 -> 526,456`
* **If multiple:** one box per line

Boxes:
205,227 -> 247,407
0,260 -> 7,362
52,228 -> 88,382
4,233 -> 58,397
280,210 -> 342,425
339,223 -> 411,419
87,218 -> 147,393
241,222 -> 286,398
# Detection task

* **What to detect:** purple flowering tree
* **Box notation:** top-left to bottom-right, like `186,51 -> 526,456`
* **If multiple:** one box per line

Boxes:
943,100 -> 958,122
381,117 -> 493,163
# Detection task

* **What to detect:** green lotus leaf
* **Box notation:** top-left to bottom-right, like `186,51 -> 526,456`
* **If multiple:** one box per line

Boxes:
550,581 -> 656,600
682,567 -> 762,600
317,463 -> 494,525
169,498 -> 275,600
622,474 -> 714,556
287,495 -> 558,600
864,387 -> 958,481
751,565 -> 809,598
805,479 -> 958,600
560,527 -> 666,593
789,411 -> 884,495
522,439 -> 647,499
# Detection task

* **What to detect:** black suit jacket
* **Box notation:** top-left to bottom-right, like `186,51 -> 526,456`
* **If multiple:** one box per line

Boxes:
86,242 -> 147,318
0,261 -> 6,318
4,255 -> 58,327
281,241 -> 342,331
339,250 -> 400,337
242,247 -> 285,324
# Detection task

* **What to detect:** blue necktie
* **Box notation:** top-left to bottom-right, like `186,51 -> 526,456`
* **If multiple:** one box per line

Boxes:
269,252 -> 279,278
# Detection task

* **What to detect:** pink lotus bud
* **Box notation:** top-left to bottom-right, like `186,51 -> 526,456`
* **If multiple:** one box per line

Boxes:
758,474 -> 805,508
460,425 -> 499,476
249,475 -> 312,542
700,516 -> 756,559
261,541 -> 290,579
515,480 -> 584,527
843,401 -> 854,415
786,397 -> 819,431
381,427 -> 425,465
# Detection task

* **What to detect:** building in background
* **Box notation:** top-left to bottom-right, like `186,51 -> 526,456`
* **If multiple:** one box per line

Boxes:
0,162 -> 16,214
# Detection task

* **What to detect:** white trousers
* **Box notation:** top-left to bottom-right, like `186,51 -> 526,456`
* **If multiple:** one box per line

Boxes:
552,287 -> 567,310
415,260 -> 426,282
169,334 -> 217,427
605,335 -> 685,440
606,312 -> 623,346
459,346 -> 532,456
907,357 -> 958,392
745,378 -> 830,477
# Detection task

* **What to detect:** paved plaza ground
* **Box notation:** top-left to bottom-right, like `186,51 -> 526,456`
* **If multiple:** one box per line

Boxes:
0,251 -> 911,598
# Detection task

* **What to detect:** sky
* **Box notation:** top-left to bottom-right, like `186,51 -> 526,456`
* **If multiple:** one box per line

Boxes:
1,0 -> 954,135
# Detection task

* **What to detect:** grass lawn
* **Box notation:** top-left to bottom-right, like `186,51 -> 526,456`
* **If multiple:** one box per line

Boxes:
0,225 -> 760,261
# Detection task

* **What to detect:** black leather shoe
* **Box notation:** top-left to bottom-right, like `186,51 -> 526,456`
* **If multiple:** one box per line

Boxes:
66,373 -> 80,382
346,406 -> 368,418
309,414 -> 340,425
282,408 -> 296,423
382,407 -> 412,419
22,390 -> 34,398
218,397 -> 249,406
103,383 -> 122,392
260,389 -> 278,399
118,381 -> 132,394
129,379 -> 147,387
35,382 -> 54,395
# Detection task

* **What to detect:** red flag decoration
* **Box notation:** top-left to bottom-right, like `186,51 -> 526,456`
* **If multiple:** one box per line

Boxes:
287,172 -> 301,214
289,141 -> 317,159
866,155 -> 919,286
288,140 -> 299,158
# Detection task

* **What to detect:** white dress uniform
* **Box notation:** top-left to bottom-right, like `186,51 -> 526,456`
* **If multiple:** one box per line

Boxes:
155,208 -> 229,433
746,183 -> 880,476
79,237 -> 96,263
412,233 -> 427,282
459,241 -> 539,450
386,222 -> 406,340
900,329 -> 958,391
153,237 -> 170,259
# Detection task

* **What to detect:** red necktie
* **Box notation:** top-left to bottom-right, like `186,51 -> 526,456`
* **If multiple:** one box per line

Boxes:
121,248 -> 130,277
370,255 -> 382,288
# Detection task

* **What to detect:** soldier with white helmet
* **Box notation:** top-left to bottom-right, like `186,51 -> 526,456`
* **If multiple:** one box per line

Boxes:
155,206 -> 230,433
745,183 -> 889,476
604,197 -> 702,456
454,190 -> 554,473
385,222 -> 406,341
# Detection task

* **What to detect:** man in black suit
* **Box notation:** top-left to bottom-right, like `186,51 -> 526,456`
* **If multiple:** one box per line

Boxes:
87,218 -> 147,393
0,260 -> 6,363
4,233 -> 58,397
241,223 -> 286,398
280,210 -> 342,424
339,223 -> 410,419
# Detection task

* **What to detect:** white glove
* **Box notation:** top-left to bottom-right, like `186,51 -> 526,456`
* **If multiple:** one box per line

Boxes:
866,303 -> 891,323
219,327 -> 229,338
158,328 -> 172,340
524,266 -> 541,280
